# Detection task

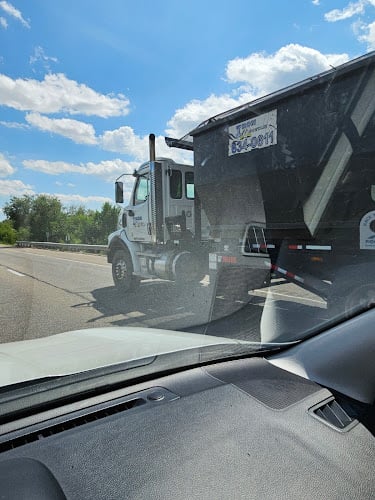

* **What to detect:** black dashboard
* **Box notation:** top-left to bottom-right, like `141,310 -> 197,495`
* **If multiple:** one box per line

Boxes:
0,352 -> 373,499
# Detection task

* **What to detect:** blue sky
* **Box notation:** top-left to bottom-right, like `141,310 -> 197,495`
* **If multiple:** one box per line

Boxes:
1,0 -> 375,218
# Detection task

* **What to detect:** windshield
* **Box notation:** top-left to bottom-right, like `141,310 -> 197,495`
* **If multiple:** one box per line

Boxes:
0,1 -> 374,389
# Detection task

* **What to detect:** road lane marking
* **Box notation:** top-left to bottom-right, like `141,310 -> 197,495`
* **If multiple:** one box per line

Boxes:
7,268 -> 25,277
5,249 -> 109,268
250,289 -> 326,305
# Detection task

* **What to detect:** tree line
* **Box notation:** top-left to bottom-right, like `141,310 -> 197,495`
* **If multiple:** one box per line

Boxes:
0,194 -> 120,245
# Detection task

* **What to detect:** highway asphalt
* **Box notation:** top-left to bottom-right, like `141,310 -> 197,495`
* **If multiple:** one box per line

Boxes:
0,246 -> 327,344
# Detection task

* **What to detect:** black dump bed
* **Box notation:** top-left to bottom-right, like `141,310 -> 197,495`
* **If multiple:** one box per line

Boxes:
191,52 -> 375,249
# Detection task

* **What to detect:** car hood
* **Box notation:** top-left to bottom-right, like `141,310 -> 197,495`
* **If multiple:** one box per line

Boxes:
0,327 -> 252,387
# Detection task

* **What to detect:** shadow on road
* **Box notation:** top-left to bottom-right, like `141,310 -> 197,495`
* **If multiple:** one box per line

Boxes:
84,280 -> 212,329
77,279 -> 264,341
77,279 -> 327,343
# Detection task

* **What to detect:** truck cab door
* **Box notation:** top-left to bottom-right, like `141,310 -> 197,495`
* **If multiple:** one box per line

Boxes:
125,173 -> 153,243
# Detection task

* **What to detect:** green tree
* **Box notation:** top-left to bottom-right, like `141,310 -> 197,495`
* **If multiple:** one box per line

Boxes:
0,220 -> 17,245
3,195 -> 33,231
64,205 -> 95,243
96,202 -> 120,244
17,226 -> 31,241
2,196 -> 119,244
29,195 -> 64,242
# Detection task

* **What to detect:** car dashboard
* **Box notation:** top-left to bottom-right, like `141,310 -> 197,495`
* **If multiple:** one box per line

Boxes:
0,313 -> 374,499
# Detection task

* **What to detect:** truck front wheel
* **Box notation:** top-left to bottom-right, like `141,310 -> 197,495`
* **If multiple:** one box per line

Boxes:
112,249 -> 139,292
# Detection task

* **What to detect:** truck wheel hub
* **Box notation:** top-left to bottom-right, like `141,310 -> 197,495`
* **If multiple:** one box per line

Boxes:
115,259 -> 127,279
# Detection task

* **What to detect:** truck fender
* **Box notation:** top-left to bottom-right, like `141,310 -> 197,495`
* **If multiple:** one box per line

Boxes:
107,231 -> 140,273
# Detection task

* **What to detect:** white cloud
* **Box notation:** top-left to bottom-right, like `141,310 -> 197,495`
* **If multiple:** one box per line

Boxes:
226,44 -> 349,91
30,46 -> 58,73
356,19 -> 375,49
166,44 -> 349,139
0,179 -> 34,196
0,152 -> 15,177
25,112 -> 98,145
22,158 -> 138,181
0,1 -> 29,28
0,120 -> 29,129
0,73 -> 130,117
166,93 -> 251,139
0,16 -> 7,28
30,46 -> 58,65
324,1 -> 365,22
323,0 -> 375,49
100,125 -> 192,163
55,181 -> 75,188
312,0 -> 320,5
53,193 -> 112,205
101,125 -> 148,159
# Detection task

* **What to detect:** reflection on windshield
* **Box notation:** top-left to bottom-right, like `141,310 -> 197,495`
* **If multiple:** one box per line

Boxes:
188,54 -> 375,343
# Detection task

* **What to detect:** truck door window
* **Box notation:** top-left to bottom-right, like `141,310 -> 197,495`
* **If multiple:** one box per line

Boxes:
185,172 -> 194,199
170,170 -> 182,199
134,176 -> 149,205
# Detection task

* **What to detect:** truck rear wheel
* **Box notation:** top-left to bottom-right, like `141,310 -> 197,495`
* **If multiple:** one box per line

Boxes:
112,249 -> 139,292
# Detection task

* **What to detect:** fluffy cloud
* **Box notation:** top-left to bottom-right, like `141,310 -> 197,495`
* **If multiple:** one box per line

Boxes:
165,93 -> 252,139
100,125 -> 191,163
0,153 -> 15,177
0,16 -> 7,28
0,179 -> 34,196
0,73 -> 130,117
166,44 -> 349,139
225,44 -> 349,91
25,113 -> 98,145
324,1 -> 366,22
22,158 -> 138,181
101,126 -> 148,159
53,193 -> 112,205
356,20 -> 375,49
0,1 -> 29,28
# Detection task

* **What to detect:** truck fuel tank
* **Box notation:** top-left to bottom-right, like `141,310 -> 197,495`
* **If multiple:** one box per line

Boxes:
154,251 -> 203,282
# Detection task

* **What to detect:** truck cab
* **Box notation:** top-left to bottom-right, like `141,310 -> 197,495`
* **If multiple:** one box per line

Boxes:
124,158 -> 195,244
108,153 -> 207,291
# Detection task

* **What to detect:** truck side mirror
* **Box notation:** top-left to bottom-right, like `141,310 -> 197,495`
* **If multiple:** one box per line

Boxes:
115,181 -> 124,203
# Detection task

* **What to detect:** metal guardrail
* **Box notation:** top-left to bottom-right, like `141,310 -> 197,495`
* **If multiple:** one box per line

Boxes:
16,241 -> 107,253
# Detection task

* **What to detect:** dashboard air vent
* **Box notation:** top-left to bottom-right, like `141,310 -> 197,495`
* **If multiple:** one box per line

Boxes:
0,397 -> 144,454
308,396 -> 358,432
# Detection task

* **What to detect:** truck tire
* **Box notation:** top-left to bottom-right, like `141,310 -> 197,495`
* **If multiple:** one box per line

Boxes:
112,249 -> 139,292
